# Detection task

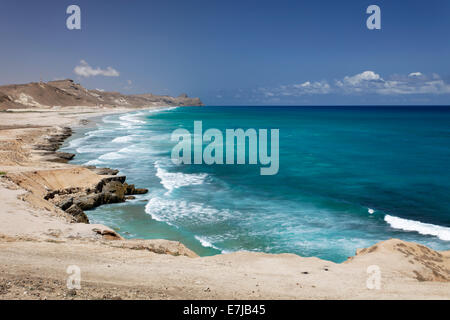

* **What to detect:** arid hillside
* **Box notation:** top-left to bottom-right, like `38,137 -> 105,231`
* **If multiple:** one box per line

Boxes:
0,79 -> 203,111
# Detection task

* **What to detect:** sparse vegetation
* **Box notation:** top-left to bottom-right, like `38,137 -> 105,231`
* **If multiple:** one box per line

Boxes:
0,171 -> 7,176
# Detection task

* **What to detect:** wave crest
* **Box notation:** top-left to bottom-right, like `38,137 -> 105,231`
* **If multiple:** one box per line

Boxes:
155,162 -> 207,193
112,135 -> 135,143
385,215 -> 450,241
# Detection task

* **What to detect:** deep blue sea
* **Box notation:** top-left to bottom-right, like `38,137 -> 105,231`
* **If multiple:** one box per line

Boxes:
62,106 -> 450,262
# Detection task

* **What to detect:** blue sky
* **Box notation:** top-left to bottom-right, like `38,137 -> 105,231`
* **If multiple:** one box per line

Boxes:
1,0 -> 449,105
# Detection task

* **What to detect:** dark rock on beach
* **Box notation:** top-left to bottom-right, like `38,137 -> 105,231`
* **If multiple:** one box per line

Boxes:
95,176 -> 127,193
46,176 -> 148,224
124,183 -> 136,195
123,183 -> 148,195
134,188 -> 149,194
44,187 -> 83,200
35,124 -> 148,224
102,181 -> 126,203
66,204 -> 89,224
54,152 -> 75,161
54,197 -> 74,211
82,166 -> 120,176
74,194 -> 103,211
46,152 -> 76,163
93,168 -> 120,176
34,127 -> 74,161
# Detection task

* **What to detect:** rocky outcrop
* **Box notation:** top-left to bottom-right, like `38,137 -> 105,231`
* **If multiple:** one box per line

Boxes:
84,166 -> 119,176
34,127 -> 72,152
92,227 -> 123,240
45,177 -> 148,224
351,239 -> 450,282
46,152 -> 76,163
31,124 -> 148,225
66,204 -> 89,224
134,188 -> 149,194
32,127 -> 78,163
94,176 -> 126,192
108,239 -> 198,258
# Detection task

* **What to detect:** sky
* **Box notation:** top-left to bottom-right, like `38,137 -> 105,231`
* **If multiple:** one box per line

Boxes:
0,0 -> 449,105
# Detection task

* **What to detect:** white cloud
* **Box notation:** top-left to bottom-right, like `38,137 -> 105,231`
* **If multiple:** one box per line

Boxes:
295,81 -> 311,88
342,71 -> 382,86
259,71 -> 450,99
335,71 -> 385,94
378,79 -> 450,95
260,80 -> 331,97
74,60 -> 120,78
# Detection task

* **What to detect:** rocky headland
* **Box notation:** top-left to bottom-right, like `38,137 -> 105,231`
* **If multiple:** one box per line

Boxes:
0,79 -> 203,111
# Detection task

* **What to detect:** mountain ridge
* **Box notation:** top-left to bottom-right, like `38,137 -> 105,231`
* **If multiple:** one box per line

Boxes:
0,79 -> 203,110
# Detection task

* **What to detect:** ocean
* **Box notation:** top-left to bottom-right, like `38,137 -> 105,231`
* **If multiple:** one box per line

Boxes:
61,106 -> 450,262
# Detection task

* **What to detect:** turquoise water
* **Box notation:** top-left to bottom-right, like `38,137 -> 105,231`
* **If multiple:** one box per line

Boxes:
62,106 -> 450,262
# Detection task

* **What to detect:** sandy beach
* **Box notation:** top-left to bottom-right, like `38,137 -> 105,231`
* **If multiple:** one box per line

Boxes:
0,105 -> 448,300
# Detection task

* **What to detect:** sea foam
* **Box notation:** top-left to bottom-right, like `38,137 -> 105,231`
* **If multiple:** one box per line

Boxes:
385,215 -> 450,241
67,136 -> 89,148
112,135 -> 135,143
155,162 -> 208,193
99,151 -> 127,160
119,114 -> 146,124
194,235 -> 222,251
145,196 -> 233,224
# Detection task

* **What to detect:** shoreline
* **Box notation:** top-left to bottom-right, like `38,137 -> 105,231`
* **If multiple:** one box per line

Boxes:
0,106 -> 449,299
63,110 -> 223,257
41,112 -> 152,225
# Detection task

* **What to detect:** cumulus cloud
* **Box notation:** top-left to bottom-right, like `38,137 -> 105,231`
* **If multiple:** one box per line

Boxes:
74,60 -> 120,78
341,71 -> 382,85
343,71 -> 450,95
259,80 -> 331,97
335,71 -> 386,94
259,71 -> 450,99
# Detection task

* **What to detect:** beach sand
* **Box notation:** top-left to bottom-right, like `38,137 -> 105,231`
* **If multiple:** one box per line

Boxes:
0,107 -> 449,300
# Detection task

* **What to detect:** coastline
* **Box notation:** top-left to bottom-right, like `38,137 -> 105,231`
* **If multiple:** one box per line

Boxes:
0,106 -> 449,299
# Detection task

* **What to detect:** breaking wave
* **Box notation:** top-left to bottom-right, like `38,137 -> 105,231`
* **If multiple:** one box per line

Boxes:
154,161 -> 208,193
385,215 -> 450,241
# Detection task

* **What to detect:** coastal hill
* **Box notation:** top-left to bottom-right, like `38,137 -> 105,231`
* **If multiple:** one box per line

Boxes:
0,79 -> 203,111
